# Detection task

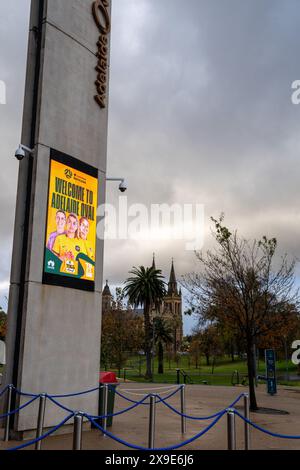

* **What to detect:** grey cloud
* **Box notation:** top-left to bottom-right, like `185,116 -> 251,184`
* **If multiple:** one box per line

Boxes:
0,1 -> 30,303
1,1 -> 300,332
105,0 -> 300,335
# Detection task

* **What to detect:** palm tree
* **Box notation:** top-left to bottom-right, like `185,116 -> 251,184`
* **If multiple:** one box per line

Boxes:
152,317 -> 173,374
123,266 -> 166,379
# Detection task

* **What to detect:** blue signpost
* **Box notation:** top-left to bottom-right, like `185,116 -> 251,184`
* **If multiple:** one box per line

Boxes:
265,349 -> 277,395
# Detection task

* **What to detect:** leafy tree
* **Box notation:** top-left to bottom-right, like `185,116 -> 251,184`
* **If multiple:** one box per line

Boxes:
189,335 -> 201,369
181,336 -> 192,353
193,324 -> 224,367
152,317 -> 173,374
101,308 -> 144,374
124,266 -> 166,379
217,320 -> 239,362
184,215 -> 300,410
112,287 -> 126,311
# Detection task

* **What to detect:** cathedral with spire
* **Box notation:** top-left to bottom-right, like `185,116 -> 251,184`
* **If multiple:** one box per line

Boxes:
102,256 -> 183,352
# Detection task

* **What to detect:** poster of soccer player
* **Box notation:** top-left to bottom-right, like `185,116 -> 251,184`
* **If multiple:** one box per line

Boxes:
43,149 -> 98,291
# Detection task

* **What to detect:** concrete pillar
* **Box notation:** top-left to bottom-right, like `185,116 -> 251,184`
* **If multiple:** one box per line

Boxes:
3,0 -> 112,436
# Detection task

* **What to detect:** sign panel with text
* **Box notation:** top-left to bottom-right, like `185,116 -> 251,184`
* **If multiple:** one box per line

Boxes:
265,349 -> 277,395
43,149 -> 98,291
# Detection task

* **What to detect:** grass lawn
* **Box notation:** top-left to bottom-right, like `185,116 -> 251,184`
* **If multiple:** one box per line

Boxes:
107,355 -> 300,386
1,357 -> 299,388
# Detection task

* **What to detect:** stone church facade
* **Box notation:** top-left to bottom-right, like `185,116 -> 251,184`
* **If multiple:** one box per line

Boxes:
102,256 -> 183,352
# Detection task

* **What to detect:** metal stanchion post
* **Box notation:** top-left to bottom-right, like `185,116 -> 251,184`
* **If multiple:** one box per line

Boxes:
102,384 -> 109,437
148,394 -> 156,449
227,409 -> 236,450
4,385 -> 13,442
35,394 -> 47,450
176,368 -> 180,385
73,413 -> 83,450
243,393 -> 250,450
180,385 -> 186,434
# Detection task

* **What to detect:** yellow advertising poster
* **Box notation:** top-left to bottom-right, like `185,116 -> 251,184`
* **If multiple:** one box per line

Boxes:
43,149 -> 98,290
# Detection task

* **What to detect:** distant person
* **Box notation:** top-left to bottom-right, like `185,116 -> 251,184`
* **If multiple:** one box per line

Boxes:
53,213 -> 85,261
47,210 -> 66,251
79,217 -> 95,260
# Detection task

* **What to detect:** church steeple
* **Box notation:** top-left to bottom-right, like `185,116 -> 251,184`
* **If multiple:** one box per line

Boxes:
168,259 -> 178,295
102,280 -> 112,312
152,253 -> 156,270
102,280 -> 111,297
164,258 -> 182,352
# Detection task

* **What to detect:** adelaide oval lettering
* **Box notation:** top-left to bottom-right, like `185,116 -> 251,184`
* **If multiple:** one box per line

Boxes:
92,0 -> 111,109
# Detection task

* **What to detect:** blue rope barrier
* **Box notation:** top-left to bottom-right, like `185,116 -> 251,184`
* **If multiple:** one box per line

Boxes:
46,395 -> 76,414
229,393 -> 245,408
14,388 -> 39,398
14,385 -> 103,399
159,397 -> 224,420
158,393 -> 245,420
112,387 -> 149,405
10,383 -> 182,407
111,387 -> 244,415
85,410 -> 226,451
112,386 -> 183,405
47,392 -> 151,419
234,409 -> 300,439
90,394 -> 151,419
0,385 -> 9,398
48,386 -> 101,398
6,413 -> 75,451
155,386 -> 183,403
0,396 -> 39,420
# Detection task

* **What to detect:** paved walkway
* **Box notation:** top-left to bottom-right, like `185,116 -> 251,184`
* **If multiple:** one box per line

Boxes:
1,384 -> 300,450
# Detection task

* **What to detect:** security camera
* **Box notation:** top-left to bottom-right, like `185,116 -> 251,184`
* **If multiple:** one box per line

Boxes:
14,144 -> 34,161
106,176 -> 128,193
119,180 -> 127,193
15,145 -> 26,161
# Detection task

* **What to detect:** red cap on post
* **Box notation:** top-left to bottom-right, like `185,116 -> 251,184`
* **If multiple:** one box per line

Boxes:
99,371 -> 118,384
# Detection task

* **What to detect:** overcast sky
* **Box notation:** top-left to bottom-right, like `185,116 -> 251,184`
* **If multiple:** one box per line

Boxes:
1,1 -> 300,333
